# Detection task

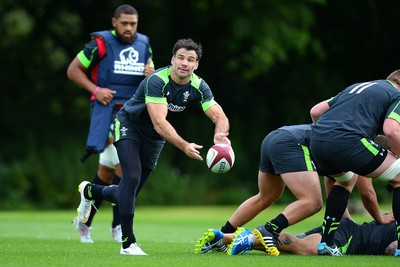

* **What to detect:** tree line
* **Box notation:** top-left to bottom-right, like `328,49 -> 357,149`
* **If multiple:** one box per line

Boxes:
0,0 -> 399,209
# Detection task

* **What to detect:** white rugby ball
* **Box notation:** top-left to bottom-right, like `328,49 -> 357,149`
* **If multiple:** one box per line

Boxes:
206,144 -> 235,173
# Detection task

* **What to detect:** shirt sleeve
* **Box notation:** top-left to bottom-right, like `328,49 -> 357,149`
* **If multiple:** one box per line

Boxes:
199,80 -> 217,111
326,92 -> 341,107
76,39 -> 100,70
386,99 -> 400,123
144,75 -> 168,105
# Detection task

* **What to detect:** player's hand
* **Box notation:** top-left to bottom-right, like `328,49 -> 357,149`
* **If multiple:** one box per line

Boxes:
144,58 -> 155,77
184,143 -> 203,161
380,212 -> 395,224
96,87 -> 116,105
214,132 -> 231,146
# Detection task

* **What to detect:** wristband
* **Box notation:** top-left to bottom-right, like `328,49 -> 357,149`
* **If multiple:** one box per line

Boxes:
90,86 -> 100,101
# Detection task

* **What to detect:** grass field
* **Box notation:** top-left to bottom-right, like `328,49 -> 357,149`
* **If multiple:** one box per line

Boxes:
0,205 -> 396,266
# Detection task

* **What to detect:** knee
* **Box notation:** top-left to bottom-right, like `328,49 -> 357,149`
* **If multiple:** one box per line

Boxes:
303,194 -> 323,214
313,198 -> 323,213
258,192 -> 279,208
124,170 -> 141,184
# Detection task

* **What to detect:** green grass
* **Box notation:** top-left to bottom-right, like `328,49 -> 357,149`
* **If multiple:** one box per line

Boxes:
0,205 -> 396,266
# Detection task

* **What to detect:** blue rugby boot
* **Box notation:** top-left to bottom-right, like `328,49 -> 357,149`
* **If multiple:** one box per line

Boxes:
227,227 -> 254,255
317,242 -> 343,256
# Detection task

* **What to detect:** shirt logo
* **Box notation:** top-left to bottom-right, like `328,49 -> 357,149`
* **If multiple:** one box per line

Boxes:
114,47 -> 145,75
120,126 -> 128,136
183,91 -> 190,102
167,104 -> 186,112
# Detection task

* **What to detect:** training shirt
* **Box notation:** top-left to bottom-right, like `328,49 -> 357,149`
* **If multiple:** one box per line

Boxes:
312,80 -> 400,141
335,219 -> 396,255
279,124 -> 312,146
119,65 -> 217,136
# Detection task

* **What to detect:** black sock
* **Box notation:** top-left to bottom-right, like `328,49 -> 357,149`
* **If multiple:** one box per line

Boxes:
220,221 -> 236,233
85,175 -> 110,226
321,185 -> 350,246
111,175 -> 121,227
265,213 -> 289,233
84,181 -> 107,201
392,187 -> 400,249
120,213 -> 135,249
89,183 -> 107,199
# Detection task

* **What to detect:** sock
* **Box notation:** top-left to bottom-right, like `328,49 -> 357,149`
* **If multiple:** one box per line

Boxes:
321,185 -> 350,246
111,175 -> 121,227
265,213 -> 289,233
120,213 -> 135,249
84,175 -> 110,227
220,221 -> 236,233
392,187 -> 400,249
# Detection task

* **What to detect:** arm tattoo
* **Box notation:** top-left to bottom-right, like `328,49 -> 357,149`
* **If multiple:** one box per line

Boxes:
280,236 -> 293,246
384,241 -> 397,256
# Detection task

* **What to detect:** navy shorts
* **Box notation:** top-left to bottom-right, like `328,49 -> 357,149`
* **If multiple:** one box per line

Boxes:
259,129 -> 316,174
114,111 -> 165,170
309,137 -> 387,176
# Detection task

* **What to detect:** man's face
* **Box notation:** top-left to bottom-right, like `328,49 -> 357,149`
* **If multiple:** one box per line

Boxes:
112,13 -> 138,44
170,48 -> 199,83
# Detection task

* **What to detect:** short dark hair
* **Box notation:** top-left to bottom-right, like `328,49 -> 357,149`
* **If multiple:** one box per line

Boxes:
172,38 -> 202,61
114,4 -> 138,18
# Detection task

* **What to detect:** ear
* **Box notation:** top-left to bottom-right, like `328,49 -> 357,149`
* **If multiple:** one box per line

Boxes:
112,17 -> 117,28
171,56 -> 175,65
194,62 -> 199,70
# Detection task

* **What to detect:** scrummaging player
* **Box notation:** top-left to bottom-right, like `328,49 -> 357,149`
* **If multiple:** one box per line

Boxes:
195,124 -> 323,256
67,4 -> 155,243
323,173 -> 393,225
194,127 -> 390,256
221,213 -> 397,256
309,70 -> 400,256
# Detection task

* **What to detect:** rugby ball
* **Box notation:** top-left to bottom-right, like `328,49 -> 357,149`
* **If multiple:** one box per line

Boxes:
206,144 -> 235,173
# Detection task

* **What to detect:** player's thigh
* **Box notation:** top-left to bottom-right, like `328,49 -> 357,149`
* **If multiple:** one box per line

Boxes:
282,171 -> 322,200
99,144 -> 118,168
367,152 -> 400,185
114,164 -> 122,177
367,151 -> 397,178
258,171 -> 285,200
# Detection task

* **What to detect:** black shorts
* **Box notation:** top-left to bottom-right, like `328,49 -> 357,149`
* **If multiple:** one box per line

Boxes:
114,111 -> 165,170
259,129 -> 316,174
309,137 -> 387,176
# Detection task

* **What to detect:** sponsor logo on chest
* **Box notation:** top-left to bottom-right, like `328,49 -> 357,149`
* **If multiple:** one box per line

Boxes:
167,91 -> 190,112
114,47 -> 144,75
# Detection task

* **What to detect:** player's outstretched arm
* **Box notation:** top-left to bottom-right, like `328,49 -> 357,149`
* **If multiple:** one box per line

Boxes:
147,102 -> 203,160
357,176 -> 394,224
204,104 -> 230,145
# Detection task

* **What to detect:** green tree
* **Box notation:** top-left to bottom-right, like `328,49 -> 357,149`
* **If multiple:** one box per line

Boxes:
1,0 -> 399,209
